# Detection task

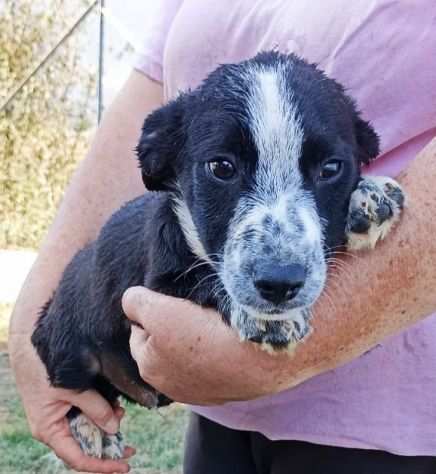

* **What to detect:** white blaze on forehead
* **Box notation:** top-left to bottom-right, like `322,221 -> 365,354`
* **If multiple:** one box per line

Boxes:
228,65 -> 321,242
248,66 -> 304,197
256,71 -> 283,134
172,197 -> 212,264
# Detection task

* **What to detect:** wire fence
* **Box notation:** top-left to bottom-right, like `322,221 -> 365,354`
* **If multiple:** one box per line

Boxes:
1,0 -> 101,248
1,0 -> 143,249
1,0 -> 101,116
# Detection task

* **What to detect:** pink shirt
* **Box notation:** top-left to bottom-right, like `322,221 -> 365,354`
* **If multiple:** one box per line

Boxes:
135,0 -> 436,455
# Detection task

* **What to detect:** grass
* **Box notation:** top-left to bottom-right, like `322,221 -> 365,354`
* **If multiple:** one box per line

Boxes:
0,393 -> 52,473
0,306 -> 188,473
124,404 -> 188,472
0,389 -> 187,473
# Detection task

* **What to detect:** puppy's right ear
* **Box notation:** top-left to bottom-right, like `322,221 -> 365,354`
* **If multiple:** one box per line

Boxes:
136,96 -> 185,191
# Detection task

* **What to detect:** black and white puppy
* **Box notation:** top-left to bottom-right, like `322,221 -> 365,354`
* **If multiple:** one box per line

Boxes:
32,52 -> 405,459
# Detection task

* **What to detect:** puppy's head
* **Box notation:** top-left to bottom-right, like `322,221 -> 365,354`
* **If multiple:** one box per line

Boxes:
137,52 -> 379,334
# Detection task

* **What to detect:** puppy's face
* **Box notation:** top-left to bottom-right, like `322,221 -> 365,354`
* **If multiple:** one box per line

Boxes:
137,52 -> 379,336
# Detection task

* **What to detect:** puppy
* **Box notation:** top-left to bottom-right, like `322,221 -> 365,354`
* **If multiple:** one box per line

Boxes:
32,51 -> 405,459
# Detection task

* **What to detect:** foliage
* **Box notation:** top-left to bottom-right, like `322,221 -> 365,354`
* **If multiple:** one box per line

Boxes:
0,0 -> 97,249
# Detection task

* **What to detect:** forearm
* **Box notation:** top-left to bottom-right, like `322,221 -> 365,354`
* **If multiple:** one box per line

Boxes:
6,72 -> 160,474
123,139 -> 436,405
9,71 -> 163,345
281,138 -> 436,388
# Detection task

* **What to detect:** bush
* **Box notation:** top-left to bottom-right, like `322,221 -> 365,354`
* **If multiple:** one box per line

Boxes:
0,0 -> 97,249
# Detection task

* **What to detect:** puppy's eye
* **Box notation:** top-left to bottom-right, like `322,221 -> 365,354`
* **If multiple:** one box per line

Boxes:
319,160 -> 342,181
207,160 -> 236,181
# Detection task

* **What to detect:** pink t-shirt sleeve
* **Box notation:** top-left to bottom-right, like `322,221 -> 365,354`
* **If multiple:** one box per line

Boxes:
133,0 -> 183,83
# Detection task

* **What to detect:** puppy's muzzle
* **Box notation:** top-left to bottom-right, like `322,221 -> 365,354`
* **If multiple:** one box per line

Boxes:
254,263 -> 306,305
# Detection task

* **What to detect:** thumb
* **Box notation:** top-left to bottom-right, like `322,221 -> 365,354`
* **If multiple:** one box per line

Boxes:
122,286 -> 197,330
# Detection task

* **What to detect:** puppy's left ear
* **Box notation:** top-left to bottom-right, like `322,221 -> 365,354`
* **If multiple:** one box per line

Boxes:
136,96 -> 185,191
354,116 -> 380,165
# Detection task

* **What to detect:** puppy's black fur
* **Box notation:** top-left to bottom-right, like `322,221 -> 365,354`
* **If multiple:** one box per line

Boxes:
32,52 -> 380,414
32,193 -> 220,408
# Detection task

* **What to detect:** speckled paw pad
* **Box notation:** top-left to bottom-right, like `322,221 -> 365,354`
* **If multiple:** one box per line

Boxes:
346,176 -> 405,251
69,413 -> 124,460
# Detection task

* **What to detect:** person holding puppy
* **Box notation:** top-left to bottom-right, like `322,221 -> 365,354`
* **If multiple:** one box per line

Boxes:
9,1 -> 436,473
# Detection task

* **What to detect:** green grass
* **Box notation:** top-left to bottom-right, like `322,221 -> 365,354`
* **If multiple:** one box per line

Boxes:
0,305 -> 188,473
124,404 -> 188,472
0,393 -> 187,473
0,349 -> 52,473
0,397 -> 51,473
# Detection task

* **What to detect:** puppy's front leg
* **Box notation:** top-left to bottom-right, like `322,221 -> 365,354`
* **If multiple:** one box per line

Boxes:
346,176 -> 406,251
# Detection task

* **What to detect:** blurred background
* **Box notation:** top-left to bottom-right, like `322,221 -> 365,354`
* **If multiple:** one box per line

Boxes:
0,1 -> 186,472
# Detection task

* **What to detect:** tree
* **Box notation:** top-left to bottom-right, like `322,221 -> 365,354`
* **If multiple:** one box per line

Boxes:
0,0 -> 97,249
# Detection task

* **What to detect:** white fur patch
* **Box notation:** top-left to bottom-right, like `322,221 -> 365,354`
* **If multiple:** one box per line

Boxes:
226,65 -> 311,244
172,197 -> 212,263
244,65 -> 317,241
221,64 -> 325,333
102,432 -> 125,460
243,305 -> 308,325
249,67 -> 304,198
69,413 -> 103,458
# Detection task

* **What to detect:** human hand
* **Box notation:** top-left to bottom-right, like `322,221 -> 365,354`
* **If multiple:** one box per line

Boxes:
9,334 -> 134,473
123,287 -> 298,405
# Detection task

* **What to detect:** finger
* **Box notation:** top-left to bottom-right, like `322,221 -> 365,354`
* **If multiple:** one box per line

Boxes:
122,286 -> 196,328
129,325 -> 166,386
114,405 -> 125,420
123,286 -> 220,349
122,286 -> 153,326
129,325 -> 150,371
70,389 -> 119,434
51,434 -> 129,473
123,446 -> 136,459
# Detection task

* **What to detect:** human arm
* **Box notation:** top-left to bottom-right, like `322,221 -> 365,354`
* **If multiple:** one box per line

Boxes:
8,70 -> 163,473
123,138 -> 436,405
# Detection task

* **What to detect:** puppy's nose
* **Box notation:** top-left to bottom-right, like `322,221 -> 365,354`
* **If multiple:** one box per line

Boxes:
254,264 -> 306,305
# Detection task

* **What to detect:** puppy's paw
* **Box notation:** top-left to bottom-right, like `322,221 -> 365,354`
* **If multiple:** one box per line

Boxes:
69,412 -> 125,460
69,413 -> 103,458
102,431 -> 125,460
346,176 -> 405,251
236,309 -> 312,352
